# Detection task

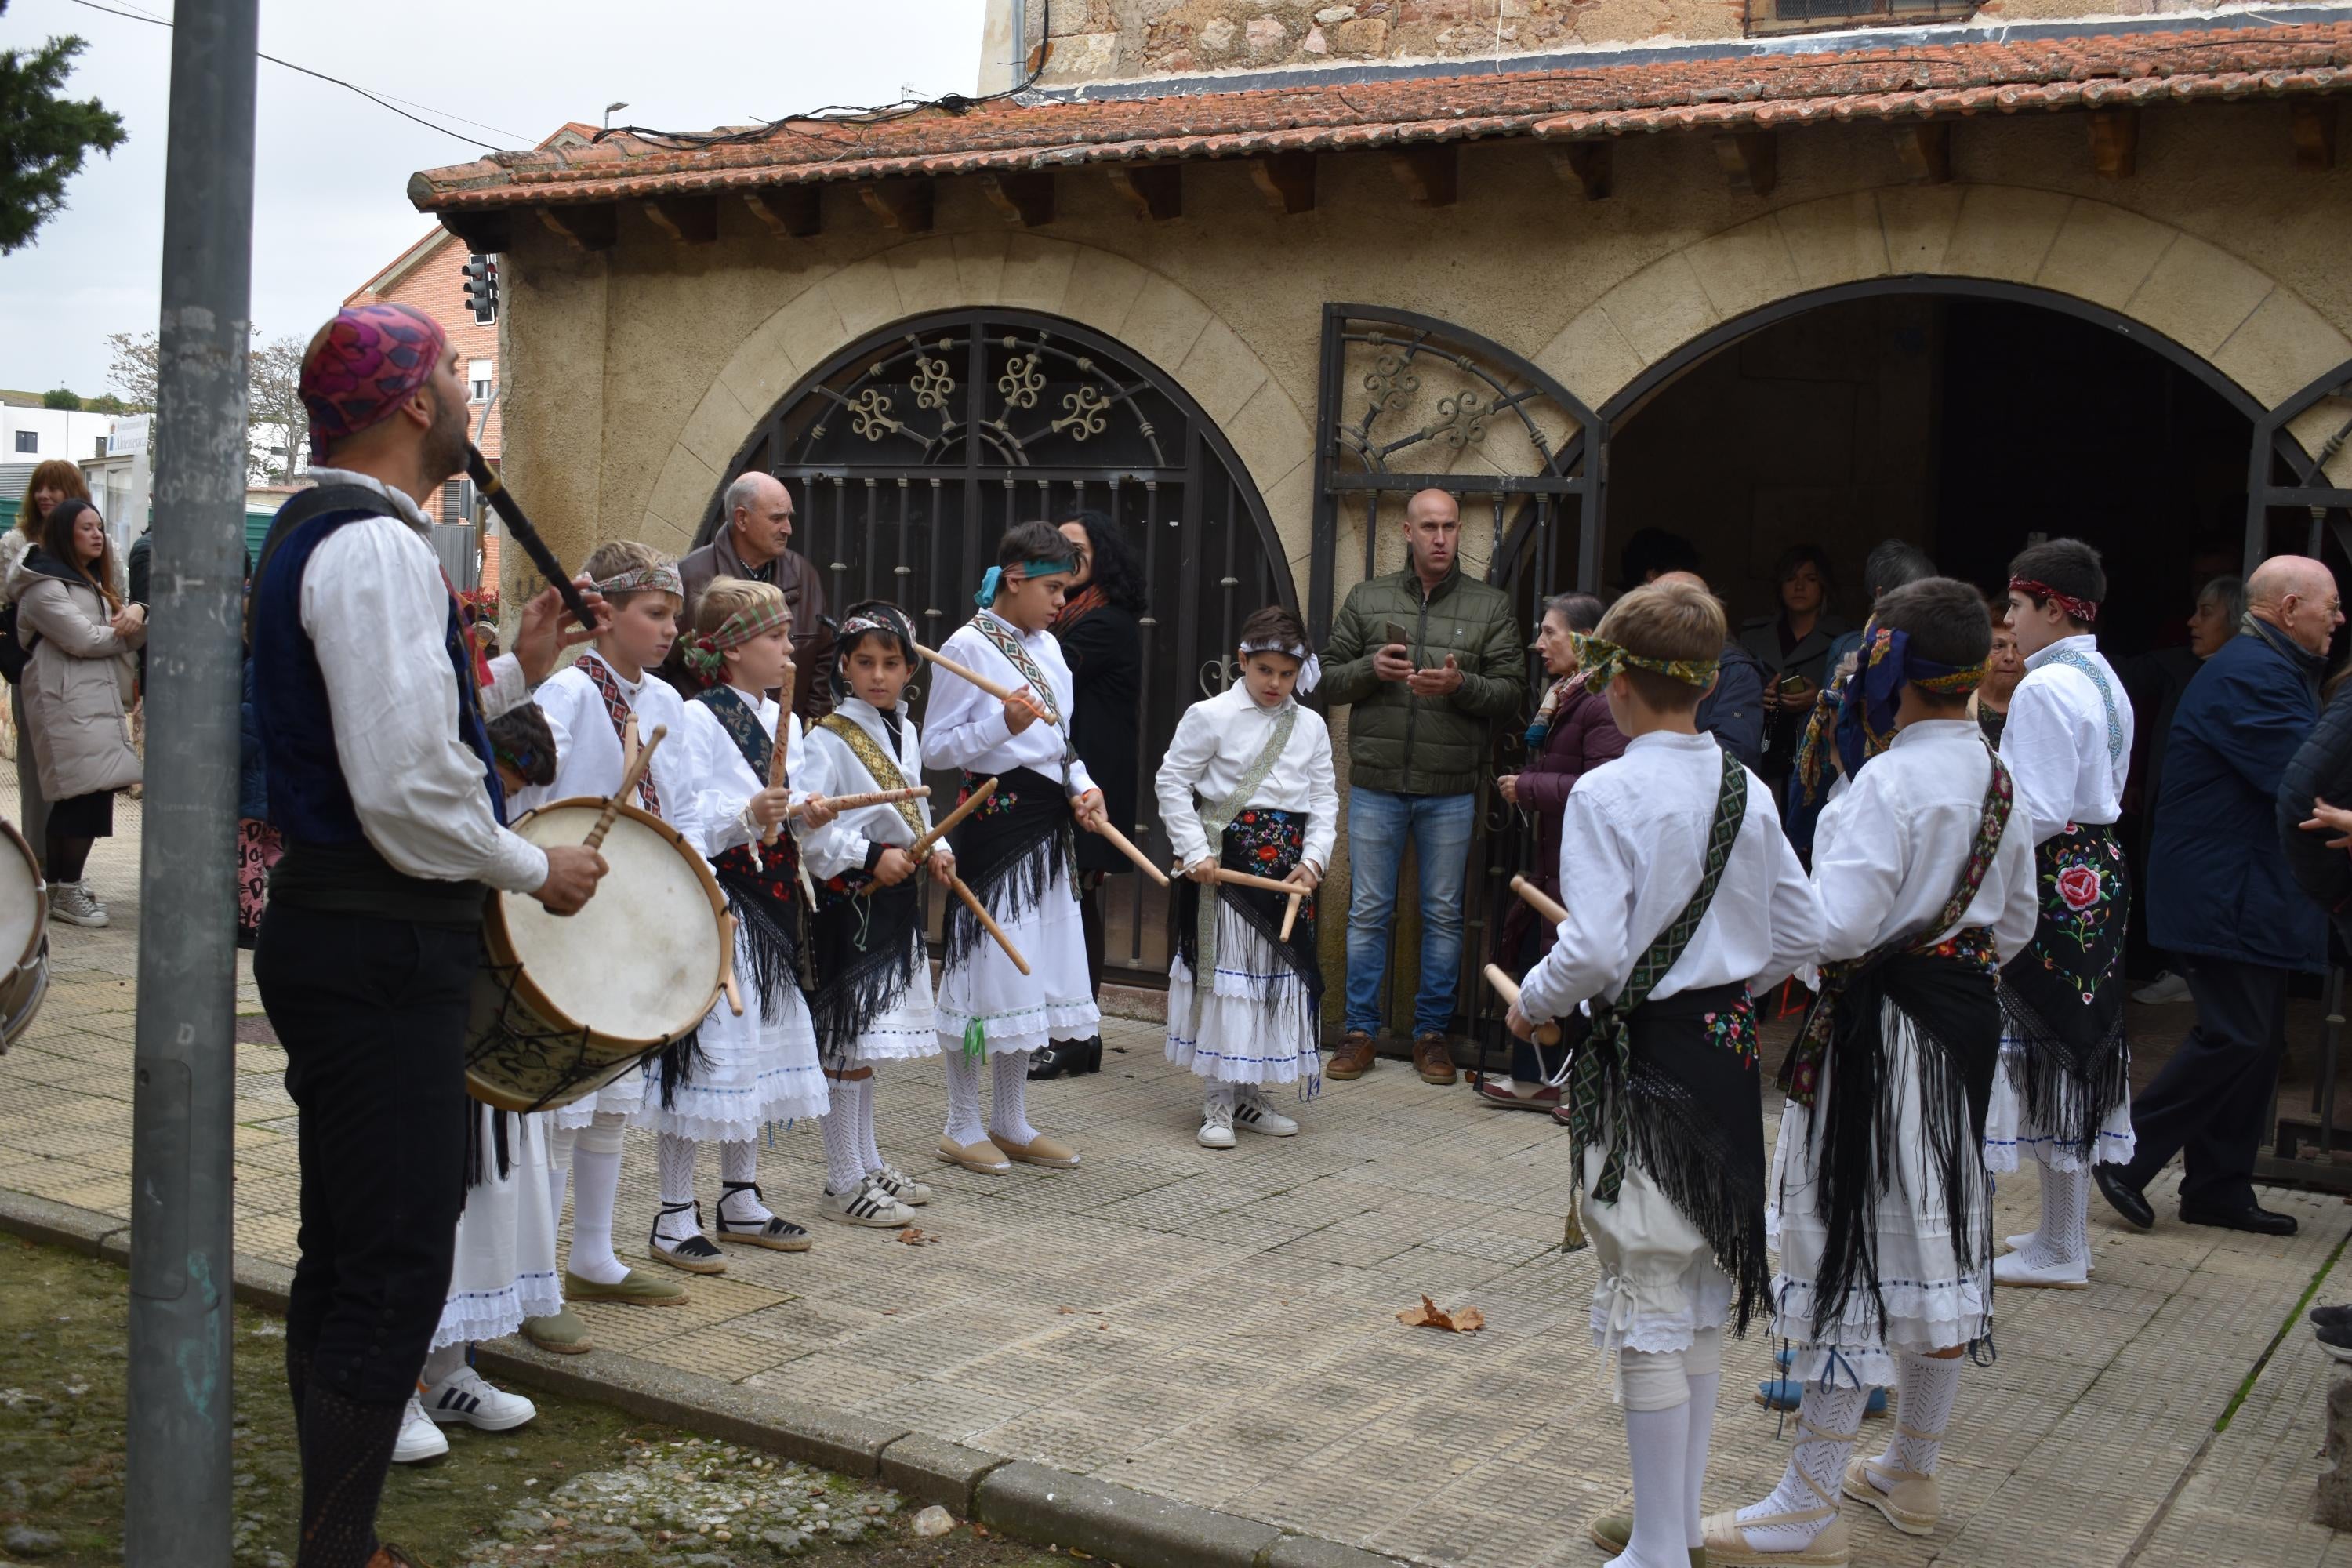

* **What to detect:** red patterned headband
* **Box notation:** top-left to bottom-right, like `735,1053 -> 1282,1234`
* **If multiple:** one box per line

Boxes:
2009,576 -> 2099,626
300,304 -> 448,462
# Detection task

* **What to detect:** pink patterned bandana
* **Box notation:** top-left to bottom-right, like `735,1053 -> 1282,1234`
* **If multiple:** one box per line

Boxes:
300,304 -> 448,461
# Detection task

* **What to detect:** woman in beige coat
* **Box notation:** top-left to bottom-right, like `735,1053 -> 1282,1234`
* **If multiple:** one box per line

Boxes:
11,499 -> 144,927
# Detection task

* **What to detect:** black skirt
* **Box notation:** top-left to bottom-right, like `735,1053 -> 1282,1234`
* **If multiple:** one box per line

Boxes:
48,789 -> 114,838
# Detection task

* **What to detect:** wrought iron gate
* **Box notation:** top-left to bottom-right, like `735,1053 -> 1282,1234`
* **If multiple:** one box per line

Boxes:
703,308 -> 1293,985
1308,304 -> 1607,1047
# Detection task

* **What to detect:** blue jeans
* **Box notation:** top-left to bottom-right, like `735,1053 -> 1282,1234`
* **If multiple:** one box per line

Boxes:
1344,787 -> 1476,1036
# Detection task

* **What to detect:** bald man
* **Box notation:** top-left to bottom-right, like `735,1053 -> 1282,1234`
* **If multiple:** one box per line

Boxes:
2100,553 -> 2340,1240
666,471 -> 835,719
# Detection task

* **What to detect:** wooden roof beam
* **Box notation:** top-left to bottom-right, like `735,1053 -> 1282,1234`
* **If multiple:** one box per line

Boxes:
2089,108 -> 2139,180
1545,141 -> 1612,201
1896,122 -> 1952,185
537,202 -> 617,252
1387,143 -> 1458,207
1106,162 -> 1182,221
744,187 -> 822,239
1250,152 -> 1317,216
1715,131 -> 1777,197
2293,100 -> 2339,169
436,210 -> 512,255
643,194 -> 719,244
858,178 -> 935,234
979,170 -> 1056,228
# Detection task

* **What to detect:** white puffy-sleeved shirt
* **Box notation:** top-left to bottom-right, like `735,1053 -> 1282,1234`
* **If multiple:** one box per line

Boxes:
1999,633 -> 2132,844
512,649 -> 703,857
1154,684 -> 1338,873
1810,719 -> 2039,966
294,466 -> 541,895
671,687 -> 818,862
922,609 -> 1098,797
800,697 -> 935,880
1516,730 -> 1822,1023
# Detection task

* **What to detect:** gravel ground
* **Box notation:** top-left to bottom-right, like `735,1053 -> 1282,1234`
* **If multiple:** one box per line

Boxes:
0,1237 -> 1069,1568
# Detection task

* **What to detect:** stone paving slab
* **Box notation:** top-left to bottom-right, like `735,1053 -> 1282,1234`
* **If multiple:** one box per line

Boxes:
5,809 -> 2350,1565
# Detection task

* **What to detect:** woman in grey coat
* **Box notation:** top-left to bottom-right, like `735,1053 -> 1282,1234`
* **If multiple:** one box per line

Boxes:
11,499 -> 144,927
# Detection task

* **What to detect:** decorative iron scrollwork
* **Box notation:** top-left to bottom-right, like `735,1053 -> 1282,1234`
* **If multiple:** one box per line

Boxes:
847,387 -> 902,441
997,352 -> 1044,411
910,354 -> 956,412
1426,390 -> 1490,451
1364,347 -> 1419,414
1052,384 -> 1110,441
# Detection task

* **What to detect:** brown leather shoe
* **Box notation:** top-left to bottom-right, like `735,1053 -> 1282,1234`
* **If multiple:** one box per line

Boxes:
1327,1030 -> 1377,1080
1413,1032 -> 1458,1085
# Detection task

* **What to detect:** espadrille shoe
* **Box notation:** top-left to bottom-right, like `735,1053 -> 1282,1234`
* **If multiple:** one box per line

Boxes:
648,1201 -> 728,1275
519,1307 -> 593,1355
562,1267 -> 688,1306
1843,1453 -> 1940,1536
2005,1232 -> 2092,1275
989,1131 -> 1080,1168
1587,1510 -> 1708,1564
1701,1509 -> 1849,1568
937,1133 -> 1012,1174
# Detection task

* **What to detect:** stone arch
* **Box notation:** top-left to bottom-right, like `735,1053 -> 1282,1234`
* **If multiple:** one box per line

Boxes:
637,231 -> 1313,564
1530,185 -> 2352,424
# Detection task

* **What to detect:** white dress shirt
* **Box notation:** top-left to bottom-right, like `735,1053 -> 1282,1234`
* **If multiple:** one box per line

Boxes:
512,649 -> 704,857
672,686 -> 816,861
800,697 -> 935,879
1811,720 -> 2040,965
1517,731 -> 1822,1022
294,467 -> 541,894
1155,684 -> 1338,872
1999,633 -> 2132,844
923,609 -> 1098,797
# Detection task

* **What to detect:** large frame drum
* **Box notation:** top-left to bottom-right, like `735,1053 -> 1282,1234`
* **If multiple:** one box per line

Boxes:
0,821 -> 46,1052
466,797 -> 728,1112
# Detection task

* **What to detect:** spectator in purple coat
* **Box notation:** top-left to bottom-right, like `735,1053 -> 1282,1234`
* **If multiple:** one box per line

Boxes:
1478,590 -> 1627,1110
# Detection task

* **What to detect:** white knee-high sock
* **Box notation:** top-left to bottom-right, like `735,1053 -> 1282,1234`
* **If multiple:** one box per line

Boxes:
855,1075 -> 884,1174
1203,1078 -> 1237,1113
820,1096 -> 865,1194
1878,1352 -> 1964,1477
718,1140 -> 773,1225
989,1050 -> 1038,1145
652,1132 -> 701,1242
566,1112 -> 630,1286
1683,1328 -> 1724,1551
942,1050 -> 986,1146
1615,1351 -> 1691,1568
547,1123 -> 579,1226
2020,1160 -> 2090,1272
1734,1382 -> 1864,1552
421,1341 -> 467,1386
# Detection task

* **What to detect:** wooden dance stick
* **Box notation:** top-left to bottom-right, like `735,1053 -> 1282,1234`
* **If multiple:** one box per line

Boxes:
585,725 -> 666,851
1211,866 -> 1310,897
717,911 -> 745,1017
1279,892 -> 1305,943
789,785 -> 931,818
760,682 -> 790,847
914,644 -> 1042,717
947,873 -> 1032,975
1508,873 -> 1570,928
1482,964 -> 1563,1047
907,777 -> 997,861
1093,818 -> 1171,887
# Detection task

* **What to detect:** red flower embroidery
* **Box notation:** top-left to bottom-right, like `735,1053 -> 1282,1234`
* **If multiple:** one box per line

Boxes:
1257,846 -> 1279,862
2056,864 -> 2102,912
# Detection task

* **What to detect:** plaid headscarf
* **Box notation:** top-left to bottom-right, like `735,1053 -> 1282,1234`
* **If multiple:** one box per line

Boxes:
299,304 -> 448,463
680,596 -> 793,686
1567,631 -> 1718,691
1794,619 -> 1988,800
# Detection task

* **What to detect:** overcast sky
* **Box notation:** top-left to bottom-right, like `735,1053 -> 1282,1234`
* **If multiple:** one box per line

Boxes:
1,0 -> 991,395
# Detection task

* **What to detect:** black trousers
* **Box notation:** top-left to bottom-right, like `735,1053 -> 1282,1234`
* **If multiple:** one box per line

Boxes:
2119,954 -> 2290,1211
258,905 -> 474,1406
1079,869 -> 1107,1005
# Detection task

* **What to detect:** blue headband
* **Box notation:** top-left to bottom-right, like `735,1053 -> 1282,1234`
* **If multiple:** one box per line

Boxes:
975,557 -> 1078,608
1831,623 -> 1990,783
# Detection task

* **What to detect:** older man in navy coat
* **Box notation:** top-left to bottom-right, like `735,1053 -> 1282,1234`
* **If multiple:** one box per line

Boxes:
2098,555 -> 2340,1238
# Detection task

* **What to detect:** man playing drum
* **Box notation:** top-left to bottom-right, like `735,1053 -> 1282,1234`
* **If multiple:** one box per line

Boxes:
251,303 -> 607,1568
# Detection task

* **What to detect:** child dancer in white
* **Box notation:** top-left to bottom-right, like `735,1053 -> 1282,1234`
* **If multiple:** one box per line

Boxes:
657,577 -> 837,1268
518,541 -> 698,1309
802,601 -> 955,1225
1503,581 -> 1820,1568
1157,605 -> 1337,1149
924,521 -> 1112,1174
1711,579 -> 2038,1566
1984,539 -> 2136,1289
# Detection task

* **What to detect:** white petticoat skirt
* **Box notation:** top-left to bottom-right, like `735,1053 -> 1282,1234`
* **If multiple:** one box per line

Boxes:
1768,1002 -> 1991,1388
847,950 -> 940,1066
935,857 -> 1098,1058
551,1045 -> 646,1129
1165,902 -> 1319,1087
1581,1143 -> 1733,1363
632,920 -> 829,1144
1982,1036 -> 2136,1174
433,1107 -> 562,1351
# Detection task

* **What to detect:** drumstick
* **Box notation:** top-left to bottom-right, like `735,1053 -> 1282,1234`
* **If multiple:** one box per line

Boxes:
1210,866 -> 1306,896
1483,963 -> 1563,1046
1279,891 -> 1304,943
1093,818 -> 1171,887
760,706 -> 789,847
1509,873 -> 1570,928
585,725 -> 666,851
788,786 -> 931,817
947,872 -> 1031,975
914,644 -> 1045,719
908,777 -> 997,860
717,911 -> 745,1017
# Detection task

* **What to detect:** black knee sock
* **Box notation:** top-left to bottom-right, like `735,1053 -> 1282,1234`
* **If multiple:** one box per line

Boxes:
45,835 -> 91,884
295,1382 -> 403,1568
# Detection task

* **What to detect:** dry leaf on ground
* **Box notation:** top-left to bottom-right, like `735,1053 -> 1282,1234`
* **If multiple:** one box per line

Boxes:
1397,1294 -> 1486,1332
897,1227 -> 941,1246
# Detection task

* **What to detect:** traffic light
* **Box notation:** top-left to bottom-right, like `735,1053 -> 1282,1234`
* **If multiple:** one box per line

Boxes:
461,253 -> 499,325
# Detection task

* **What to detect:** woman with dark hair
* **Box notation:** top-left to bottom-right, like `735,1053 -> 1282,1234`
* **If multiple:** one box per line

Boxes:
9,499 -> 144,926
1479,591 -> 1624,1110
3,459 -> 92,864
1036,510 -> 1147,1079
1740,543 -> 1849,804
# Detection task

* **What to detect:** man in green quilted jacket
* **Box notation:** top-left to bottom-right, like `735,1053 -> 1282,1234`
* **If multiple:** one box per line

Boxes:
1321,488 -> 1526,1084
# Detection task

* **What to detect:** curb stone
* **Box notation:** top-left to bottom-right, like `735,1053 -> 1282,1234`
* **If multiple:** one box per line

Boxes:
0,1189 -> 1408,1568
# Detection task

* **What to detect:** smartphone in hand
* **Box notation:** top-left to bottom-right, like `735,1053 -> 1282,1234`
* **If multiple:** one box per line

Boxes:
1384,621 -> 1416,665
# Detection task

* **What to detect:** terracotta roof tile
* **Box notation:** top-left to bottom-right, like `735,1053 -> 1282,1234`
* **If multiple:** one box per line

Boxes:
410,22 -> 2352,212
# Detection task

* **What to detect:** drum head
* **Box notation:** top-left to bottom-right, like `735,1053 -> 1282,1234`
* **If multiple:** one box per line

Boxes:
0,820 -> 42,975
499,802 -> 724,1045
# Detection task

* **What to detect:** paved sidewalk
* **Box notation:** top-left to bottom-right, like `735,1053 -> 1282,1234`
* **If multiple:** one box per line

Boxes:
5,811 -> 2350,1567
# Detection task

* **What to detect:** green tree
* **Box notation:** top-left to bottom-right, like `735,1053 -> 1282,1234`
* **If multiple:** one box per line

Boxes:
0,3 -> 127,256
103,329 -> 156,410
41,387 -> 78,410
84,393 -> 124,415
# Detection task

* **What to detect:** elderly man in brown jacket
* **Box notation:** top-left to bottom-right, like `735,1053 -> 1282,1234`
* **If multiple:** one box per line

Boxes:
664,470 -> 835,719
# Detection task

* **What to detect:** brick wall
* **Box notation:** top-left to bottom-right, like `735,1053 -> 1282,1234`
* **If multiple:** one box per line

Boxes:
348,231 -> 503,463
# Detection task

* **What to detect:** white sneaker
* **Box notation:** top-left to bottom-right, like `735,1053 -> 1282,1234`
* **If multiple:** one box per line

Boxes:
1233,1089 -> 1300,1138
1994,1249 -> 2089,1290
820,1176 -> 915,1228
392,1394 -> 449,1462
422,1365 -> 538,1432
2132,971 -> 2190,1004
48,881 -> 107,928
1197,1100 -> 1236,1150
2005,1232 -> 2093,1274
868,1164 -> 931,1207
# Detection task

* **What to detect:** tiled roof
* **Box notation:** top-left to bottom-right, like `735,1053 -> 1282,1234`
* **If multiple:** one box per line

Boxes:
411,22 -> 2352,212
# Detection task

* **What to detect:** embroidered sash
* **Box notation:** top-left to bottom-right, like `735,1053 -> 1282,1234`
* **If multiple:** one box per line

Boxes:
692,686 -> 804,1017
967,612 -> 1079,786
1184,704 -> 1298,1044
816,712 -> 927,843
2041,648 -> 2124,765
579,655 -> 661,814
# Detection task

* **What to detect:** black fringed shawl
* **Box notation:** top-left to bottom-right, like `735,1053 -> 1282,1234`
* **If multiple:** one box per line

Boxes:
943,765 -> 1075,966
